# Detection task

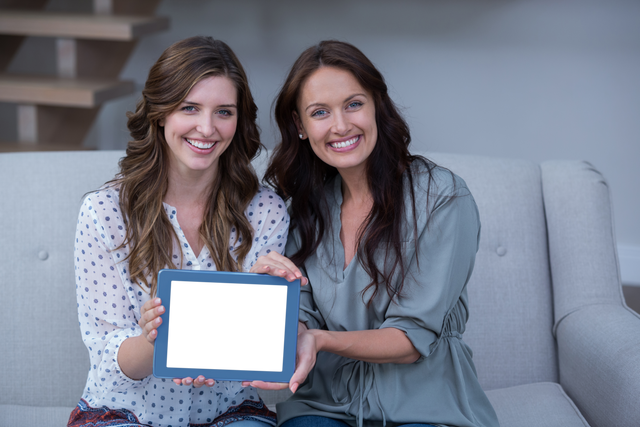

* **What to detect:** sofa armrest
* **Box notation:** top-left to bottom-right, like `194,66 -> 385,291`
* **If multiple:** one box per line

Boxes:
556,303 -> 640,427
542,160 -> 640,426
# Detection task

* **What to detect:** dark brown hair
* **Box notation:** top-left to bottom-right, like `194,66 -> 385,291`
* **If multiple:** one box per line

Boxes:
111,36 -> 262,296
265,40 -> 435,304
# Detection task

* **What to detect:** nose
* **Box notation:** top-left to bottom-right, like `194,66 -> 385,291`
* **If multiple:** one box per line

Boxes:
332,111 -> 349,136
196,114 -> 216,137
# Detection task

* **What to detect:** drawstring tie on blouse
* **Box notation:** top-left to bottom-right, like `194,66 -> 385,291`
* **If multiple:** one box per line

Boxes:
331,359 -> 386,427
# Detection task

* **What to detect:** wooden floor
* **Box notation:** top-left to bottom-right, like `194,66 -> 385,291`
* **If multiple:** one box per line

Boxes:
623,285 -> 640,314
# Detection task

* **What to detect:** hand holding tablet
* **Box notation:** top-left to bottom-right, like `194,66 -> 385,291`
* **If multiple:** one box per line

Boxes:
152,269 -> 300,383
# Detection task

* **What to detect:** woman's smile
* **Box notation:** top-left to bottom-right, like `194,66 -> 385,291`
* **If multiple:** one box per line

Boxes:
184,137 -> 217,152
328,135 -> 361,151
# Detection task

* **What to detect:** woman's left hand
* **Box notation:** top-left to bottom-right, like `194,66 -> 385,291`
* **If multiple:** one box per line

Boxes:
286,325 -> 319,393
172,375 -> 215,387
242,323 -> 318,393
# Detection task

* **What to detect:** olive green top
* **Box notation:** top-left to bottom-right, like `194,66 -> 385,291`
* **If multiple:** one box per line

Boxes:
276,164 -> 499,427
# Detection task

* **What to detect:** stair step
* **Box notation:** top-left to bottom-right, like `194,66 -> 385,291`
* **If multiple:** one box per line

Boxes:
0,11 -> 169,40
0,142 -> 95,152
0,74 -> 135,107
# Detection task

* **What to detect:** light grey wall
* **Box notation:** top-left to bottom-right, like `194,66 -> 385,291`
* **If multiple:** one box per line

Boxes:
9,0 -> 640,279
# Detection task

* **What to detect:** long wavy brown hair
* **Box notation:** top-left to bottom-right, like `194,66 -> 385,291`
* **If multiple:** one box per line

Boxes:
109,36 -> 262,296
265,40 -> 436,305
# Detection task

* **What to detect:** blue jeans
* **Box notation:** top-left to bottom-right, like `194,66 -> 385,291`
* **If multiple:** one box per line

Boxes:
280,415 -> 436,427
231,421 -> 275,427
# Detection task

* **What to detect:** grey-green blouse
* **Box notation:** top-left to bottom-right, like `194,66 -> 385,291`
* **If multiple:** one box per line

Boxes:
276,164 -> 499,427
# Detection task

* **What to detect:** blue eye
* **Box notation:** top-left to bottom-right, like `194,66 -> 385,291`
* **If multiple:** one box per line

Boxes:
218,109 -> 234,116
348,101 -> 362,109
181,105 -> 196,112
311,109 -> 328,117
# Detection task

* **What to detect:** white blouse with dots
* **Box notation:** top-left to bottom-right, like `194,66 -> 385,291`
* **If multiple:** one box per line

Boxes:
74,184 -> 289,426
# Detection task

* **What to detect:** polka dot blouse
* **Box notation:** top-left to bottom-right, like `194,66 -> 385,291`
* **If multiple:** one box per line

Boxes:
74,184 -> 290,426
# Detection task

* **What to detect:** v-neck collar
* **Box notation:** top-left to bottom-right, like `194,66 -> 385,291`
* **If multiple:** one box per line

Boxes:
329,175 -> 357,278
162,201 -> 208,269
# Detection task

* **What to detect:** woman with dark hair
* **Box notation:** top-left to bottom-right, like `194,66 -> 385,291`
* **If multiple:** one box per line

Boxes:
248,41 -> 499,427
68,36 -> 287,427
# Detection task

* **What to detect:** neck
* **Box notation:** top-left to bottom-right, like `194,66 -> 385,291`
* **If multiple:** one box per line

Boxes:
164,165 -> 218,208
339,165 -> 371,206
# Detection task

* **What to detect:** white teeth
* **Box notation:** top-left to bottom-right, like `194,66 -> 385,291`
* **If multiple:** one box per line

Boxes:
330,136 -> 358,149
186,138 -> 215,149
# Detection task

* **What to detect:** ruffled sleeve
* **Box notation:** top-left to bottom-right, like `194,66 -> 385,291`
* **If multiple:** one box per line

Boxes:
75,189 -> 150,393
380,172 -> 480,359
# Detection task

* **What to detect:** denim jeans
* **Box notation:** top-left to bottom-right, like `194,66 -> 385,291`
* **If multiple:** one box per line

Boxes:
231,420 -> 276,427
280,415 -> 437,427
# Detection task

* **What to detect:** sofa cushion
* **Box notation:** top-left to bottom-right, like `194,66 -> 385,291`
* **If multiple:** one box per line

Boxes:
0,151 -> 123,408
429,153 -> 557,390
486,382 -> 589,427
0,404 -> 75,427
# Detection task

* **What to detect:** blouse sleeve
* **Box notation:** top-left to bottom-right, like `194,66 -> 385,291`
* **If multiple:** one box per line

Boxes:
284,227 -> 326,331
75,191 -> 150,394
380,176 -> 481,360
244,187 -> 290,268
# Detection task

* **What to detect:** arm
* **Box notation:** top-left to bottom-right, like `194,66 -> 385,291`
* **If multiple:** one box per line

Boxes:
304,327 -> 419,364
381,177 -> 480,360
77,191 -> 216,389
75,191 -> 152,392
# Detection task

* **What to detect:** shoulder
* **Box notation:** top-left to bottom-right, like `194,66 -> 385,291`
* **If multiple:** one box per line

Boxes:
405,158 -> 478,232
77,184 -> 127,248
247,186 -> 287,212
407,157 -> 471,199
246,186 -> 290,226
81,184 -> 122,214
79,185 -> 125,230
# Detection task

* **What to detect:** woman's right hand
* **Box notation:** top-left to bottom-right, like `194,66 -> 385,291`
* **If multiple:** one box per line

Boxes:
140,299 -> 217,388
250,252 -> 308,286
139,297 -> 165,344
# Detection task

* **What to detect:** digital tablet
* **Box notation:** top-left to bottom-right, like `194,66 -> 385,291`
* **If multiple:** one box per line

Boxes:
153,269 -> 300,382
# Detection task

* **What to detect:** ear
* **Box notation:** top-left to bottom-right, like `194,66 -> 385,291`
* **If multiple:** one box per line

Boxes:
292,111 -> 306,139
159,118 -> 165,127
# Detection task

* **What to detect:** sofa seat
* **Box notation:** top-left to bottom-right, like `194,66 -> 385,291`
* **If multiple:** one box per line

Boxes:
486,382 -> 589,427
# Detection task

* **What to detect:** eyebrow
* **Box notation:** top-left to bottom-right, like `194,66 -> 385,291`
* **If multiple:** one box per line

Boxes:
304,93 -> 367,113
182,100 -> 238,108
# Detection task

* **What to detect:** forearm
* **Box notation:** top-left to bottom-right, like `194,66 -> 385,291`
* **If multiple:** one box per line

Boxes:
118,334 -> 155,380
310,327 -> 420,364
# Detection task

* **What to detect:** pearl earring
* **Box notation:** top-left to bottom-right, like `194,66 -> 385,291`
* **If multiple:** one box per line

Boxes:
299,134 -> 304,139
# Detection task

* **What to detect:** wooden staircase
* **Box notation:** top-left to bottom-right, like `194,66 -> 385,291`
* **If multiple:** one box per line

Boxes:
0,0 -> 169,151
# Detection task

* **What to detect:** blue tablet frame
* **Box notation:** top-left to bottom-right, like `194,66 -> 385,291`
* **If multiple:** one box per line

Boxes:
153,269 -> 300,382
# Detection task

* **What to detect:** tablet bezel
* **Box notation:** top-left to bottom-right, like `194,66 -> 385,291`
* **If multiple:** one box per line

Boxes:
153,269 -> 300,382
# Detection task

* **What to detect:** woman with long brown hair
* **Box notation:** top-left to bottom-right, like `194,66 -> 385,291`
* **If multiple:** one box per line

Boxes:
69,36 -> 288,427
248,41 -> 499,427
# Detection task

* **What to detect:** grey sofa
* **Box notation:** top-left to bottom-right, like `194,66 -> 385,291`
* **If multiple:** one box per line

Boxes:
1,150 -> 638,427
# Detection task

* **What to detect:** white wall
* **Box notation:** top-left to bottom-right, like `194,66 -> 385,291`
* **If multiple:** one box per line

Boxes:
27,0 -> 640,282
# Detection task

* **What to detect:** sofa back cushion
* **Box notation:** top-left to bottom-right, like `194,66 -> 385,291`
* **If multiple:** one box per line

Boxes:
0,150 -> 558,409
430,153 -> 558,390
0,151 -> 123,407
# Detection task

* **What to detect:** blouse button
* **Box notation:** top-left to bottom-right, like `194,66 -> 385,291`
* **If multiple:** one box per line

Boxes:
496,246 -> 507,257
38,250 -> 49,260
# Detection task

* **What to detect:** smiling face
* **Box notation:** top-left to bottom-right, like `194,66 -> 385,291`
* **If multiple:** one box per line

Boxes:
161,75 -> 238,180
295,67 -> 377,176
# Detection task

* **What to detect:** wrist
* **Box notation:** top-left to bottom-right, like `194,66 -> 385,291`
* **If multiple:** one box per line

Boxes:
306,328 -> 326,353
